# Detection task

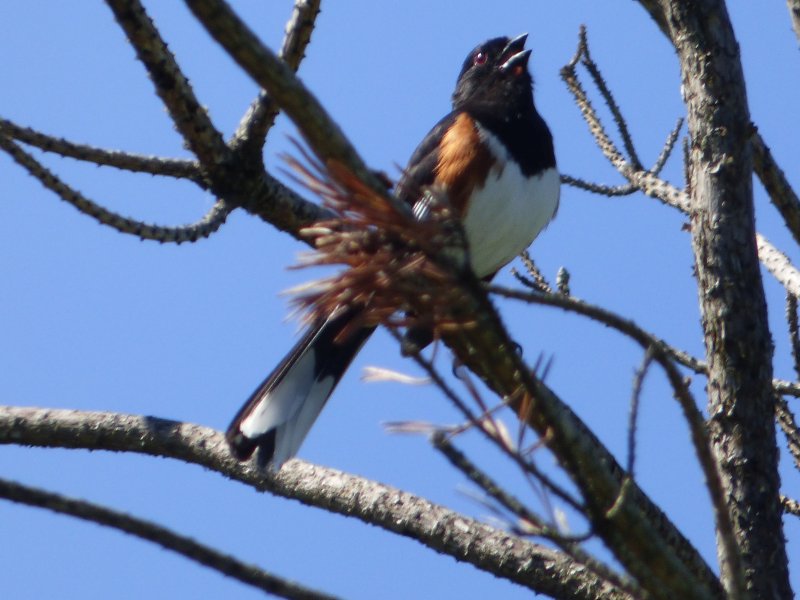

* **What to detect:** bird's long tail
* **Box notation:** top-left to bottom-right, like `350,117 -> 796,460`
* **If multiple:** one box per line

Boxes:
226,309 -> 374,468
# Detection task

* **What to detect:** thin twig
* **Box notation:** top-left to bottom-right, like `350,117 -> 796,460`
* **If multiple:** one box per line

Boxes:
578,29 -> 642,170
0,477 -> 339,600
0,134 -> 229,242
512,250 -> 552,293
233,0 -> 322,153
386,329 -> 585,514
560,174 -> 639,197
560,115 -> 681,197
562,29 -> 800,300
433,431 -> 579,539
651,118 -> 684,175
431,433 -> 646,600
488,282 -> 742,588
787,294 -> 800,380
627,348 -> 655,477
0,118 -> 204,184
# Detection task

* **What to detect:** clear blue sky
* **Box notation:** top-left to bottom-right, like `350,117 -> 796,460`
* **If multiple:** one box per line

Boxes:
1,2 -> 798,598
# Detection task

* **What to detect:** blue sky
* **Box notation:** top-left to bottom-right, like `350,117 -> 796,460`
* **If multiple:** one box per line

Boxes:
1,2 -> 798,598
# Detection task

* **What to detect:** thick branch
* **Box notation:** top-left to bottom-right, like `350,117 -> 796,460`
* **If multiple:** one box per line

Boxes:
0,477 -> 338,600
651,2 -> 788,597
440,288 -> 722,599
487,284 -> 739,580
0,406 -> 629,600
282,151 -> 722,599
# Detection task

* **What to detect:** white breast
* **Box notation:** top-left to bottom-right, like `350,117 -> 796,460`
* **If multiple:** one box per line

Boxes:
462,127 -> 560,278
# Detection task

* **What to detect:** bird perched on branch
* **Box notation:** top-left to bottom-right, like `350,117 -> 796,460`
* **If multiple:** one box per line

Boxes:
227,34 -> 559,469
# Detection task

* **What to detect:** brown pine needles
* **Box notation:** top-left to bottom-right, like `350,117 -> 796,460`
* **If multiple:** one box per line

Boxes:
283,145 -> 476,341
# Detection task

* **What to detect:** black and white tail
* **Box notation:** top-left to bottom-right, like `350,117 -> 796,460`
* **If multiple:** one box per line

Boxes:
226,309 -> 373,469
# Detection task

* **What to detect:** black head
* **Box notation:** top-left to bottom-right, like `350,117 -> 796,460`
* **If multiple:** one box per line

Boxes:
452,34 -> 534,115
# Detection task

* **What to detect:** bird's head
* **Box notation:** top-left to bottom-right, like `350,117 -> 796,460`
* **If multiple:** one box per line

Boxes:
452,34 -> 534,114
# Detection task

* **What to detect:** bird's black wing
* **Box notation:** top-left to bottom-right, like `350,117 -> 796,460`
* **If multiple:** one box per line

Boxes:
394,111 -> 459,209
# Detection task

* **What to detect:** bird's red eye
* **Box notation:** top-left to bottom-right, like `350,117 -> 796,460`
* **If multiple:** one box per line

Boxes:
473,51 -> 487,65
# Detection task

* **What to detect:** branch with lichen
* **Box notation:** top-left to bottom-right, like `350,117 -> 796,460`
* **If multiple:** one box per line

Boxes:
0,406 -> 630,600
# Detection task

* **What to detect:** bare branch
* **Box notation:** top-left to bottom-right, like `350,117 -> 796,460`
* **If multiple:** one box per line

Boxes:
629,4 -> 783,595
578,29 -> 643,170
105,0 -> 231,169
563,30 -> 800,303
0,406 -> 630,600
560,175 -> 639,197
627,349 -> 655,477
488,283 -> 740,591
233,0 -> 322,153
787,293 -> 800,380
757,233 -> 800,299
184,0 -> 390,197
0,133 -> 229,242
651,118 -> 684,175
752,131 -> 800,248
430,433 -> 644,600
0,118 -> 204,183
0,477 -> 339,600
391,329 -> 584,514
512,250 -> 553,293
560,115 -> 680,198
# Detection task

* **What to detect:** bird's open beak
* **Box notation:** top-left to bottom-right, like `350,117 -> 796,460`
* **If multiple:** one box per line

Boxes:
500,33 -> 531,72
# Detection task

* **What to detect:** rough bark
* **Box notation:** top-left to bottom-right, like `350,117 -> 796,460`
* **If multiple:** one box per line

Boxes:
648,1 -> 790,597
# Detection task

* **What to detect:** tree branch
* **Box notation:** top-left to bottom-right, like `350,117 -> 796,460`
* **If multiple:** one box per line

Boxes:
282,149 -> 723,599
643,2 -> 786,597
430,433 -> 644,600
562,27 -> 800,301
105,0 -> 231,170
752,131 -> 800,248
232,0 -> 322,155
0,117 -> 204,184
776,396 -> 800,471
0,406 -> 628,600
487,284 -> 740,589
788,0 -> 800,47
782,495 -> 800,517
183,0 -> 390,198
0,133 -> 230,242
0,477 -> 339,600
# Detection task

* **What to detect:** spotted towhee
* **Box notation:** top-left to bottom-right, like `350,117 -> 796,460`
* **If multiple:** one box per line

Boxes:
227,34 -> 559,468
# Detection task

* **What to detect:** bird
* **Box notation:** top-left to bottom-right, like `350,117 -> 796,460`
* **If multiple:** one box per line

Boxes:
226,34 -> 559,469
